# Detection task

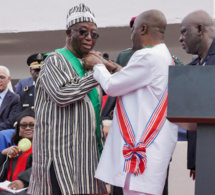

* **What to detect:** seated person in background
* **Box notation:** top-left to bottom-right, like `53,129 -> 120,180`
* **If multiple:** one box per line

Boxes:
15,53 -> 44,95
0,66 -> 18,131
17,54 -> 43,112
0,66 -> 18,153
0,130 -> 15,152
0,108 -> 34,195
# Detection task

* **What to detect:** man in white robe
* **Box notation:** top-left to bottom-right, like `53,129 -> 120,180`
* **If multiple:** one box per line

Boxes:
83,9 -> 178,195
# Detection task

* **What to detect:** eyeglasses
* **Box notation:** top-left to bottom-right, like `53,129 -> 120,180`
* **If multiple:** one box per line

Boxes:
72,29 -> 99,40
20,123 -> 34,129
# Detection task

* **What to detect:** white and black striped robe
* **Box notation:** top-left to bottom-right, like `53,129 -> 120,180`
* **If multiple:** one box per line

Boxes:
28,52 -> 107,194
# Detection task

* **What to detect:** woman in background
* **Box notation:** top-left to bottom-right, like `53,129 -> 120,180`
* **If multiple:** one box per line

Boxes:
0,108 -> 34,195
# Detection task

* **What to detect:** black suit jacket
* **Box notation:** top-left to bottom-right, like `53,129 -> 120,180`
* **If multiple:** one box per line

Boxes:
187,39 -> 215,170
0,90 -> 19,131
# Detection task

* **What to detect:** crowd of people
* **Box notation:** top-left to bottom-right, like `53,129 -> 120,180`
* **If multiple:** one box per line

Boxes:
0,2 -> 215,195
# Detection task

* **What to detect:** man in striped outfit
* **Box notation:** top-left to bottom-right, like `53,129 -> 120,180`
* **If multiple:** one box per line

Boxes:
83,10 -> 178,195
28,3 -> 107,195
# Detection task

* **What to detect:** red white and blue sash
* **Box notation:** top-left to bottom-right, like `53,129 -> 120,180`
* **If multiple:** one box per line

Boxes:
116,59 -> 174,175
116,85 -> 168,175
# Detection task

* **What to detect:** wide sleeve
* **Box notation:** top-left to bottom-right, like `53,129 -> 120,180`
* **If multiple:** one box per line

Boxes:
0,153 -> 9,182
93,52 -> 156,97
17,154 -> 32,187
40,52 -> 99,106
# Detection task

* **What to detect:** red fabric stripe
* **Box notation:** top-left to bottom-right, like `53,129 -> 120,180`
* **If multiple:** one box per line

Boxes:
116,98 -> 134,147
143,95 -> 167,142
12,146 -> 32,181
119,99 -> 135,143
130,157 -> 136,173
7,146 -> 32,181
102,95 -> 108,110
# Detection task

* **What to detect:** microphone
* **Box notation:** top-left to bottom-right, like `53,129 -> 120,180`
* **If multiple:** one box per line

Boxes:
103,53 -> 109,61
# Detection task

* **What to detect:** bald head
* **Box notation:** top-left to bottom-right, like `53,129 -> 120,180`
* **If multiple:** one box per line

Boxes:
136,10 -> 167,36
182,10 -> 215,37
180,10 -> 215,58
182,10 -> 214,28
131,10 -> 167,50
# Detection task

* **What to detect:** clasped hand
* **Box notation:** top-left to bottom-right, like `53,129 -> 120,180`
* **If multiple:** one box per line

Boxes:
82,51 -> 104,71
83,51 -> 122,73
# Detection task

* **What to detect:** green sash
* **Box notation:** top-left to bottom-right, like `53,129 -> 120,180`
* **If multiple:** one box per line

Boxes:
55,48 -> 103,154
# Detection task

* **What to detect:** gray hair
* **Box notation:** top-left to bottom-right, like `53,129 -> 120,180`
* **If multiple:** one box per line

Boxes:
0,65 -> 10,77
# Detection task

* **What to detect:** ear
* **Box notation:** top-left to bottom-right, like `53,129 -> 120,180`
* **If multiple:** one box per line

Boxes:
66,29 -> 71,37
197,24 -> 204,35
141,24 -> 148,35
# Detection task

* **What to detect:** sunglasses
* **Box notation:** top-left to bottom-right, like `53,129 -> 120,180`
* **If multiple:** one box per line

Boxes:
20,123 -> 34,129
72,29 -> 99,40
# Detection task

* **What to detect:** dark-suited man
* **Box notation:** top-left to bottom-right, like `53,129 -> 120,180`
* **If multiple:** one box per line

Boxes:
0,66 -> 18,131
15,53 -> 44,95
179,10 -> 215,180
17,53 -> 43,112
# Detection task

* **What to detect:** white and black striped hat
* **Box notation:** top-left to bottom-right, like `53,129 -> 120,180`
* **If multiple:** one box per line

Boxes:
66,3 -> 97,29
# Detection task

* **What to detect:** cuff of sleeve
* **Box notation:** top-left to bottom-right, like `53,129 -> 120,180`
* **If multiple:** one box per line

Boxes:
93,63 -> 106,71
102,120 -> 112,127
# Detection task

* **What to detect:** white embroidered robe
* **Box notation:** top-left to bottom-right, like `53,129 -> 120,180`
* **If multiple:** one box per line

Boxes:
93,43 -> 178,195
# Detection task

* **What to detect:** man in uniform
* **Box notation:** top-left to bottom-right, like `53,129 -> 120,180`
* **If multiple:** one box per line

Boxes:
17,53 -> 43,112
15,53 -> 43,95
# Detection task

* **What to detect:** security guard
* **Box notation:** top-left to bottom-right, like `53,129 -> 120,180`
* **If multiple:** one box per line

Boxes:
17,53 -> 44,112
